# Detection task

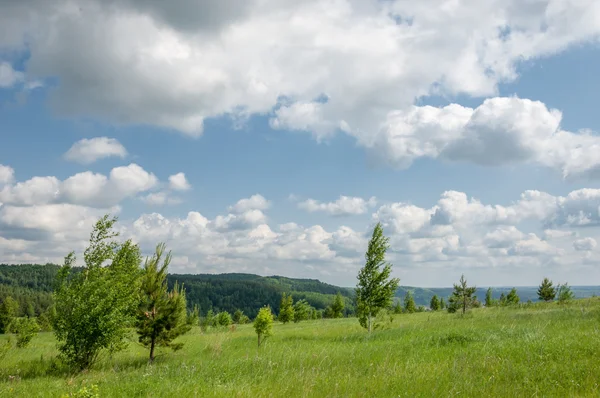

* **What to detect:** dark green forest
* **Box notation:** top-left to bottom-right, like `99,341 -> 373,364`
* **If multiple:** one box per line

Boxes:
2,263 -> 599,319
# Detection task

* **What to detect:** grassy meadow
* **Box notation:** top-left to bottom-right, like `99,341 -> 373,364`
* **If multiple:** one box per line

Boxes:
1,298 -> 599,397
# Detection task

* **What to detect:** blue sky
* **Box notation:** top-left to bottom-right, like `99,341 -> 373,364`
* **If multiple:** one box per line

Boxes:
1,0 -> 600,287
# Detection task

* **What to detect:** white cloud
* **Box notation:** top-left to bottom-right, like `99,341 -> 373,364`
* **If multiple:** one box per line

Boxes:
1,0 -> 599,178
0,62 -> 23,88
168,172 -> 191,191
140,192 -> 182,206
0,164 -> 158,207
228,194 -> 270,213
573,237 -> 597,251
63,137 -> 128,164
298,195 -> 376,216
0,165 -> 15,185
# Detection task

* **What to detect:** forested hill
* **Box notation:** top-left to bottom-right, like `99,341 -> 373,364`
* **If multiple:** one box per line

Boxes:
2,264 -> 600,319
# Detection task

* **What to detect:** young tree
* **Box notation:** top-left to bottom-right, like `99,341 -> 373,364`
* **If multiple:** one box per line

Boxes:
293,299 -> 311,323
392,301 -> 403,314
136,243 -> 190,362
278,293 -> 294,324
506,288 -> 520,305
253,306 -> 274,347
8,317 -> 40,348
0,296 -> 19,334
440,298 -> 446,310
557,283 -> 575,303
186,305 -> 200,327
448,275 -> 477,315
537,278 -> 556,302
331,292 -> 345,318
430,295 -> 440,311
356,223 -> 400,333
216,311 -> 233,327
499,292 -> 506,306
52,215 -> 142,370
404,291 -> 416,313
233,309 -> 250,324
485,288 -> 494,307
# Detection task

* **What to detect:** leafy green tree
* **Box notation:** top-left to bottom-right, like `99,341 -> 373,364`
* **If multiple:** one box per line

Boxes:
485,288 -> 494,307
0,296 -> 19,333
356,223 -> 400,333
233,309 -> 243,324
254,306 -> 274,347
506,288 -> 520,305
293,299 -> 311,323
331,292 -> 345,318
557,283 -> 575,304
52,215 -> 143,370
440,298 -> 446,310
430,295 -> 440,311
187,305 -> 200,326
216,311 -> 233,327
8,317 -> 40,348
278,293 -> 294,324
136,243 -> 190,362
499,292 -> 506,306
537,278 -> 556,302
404,291 -> 416,313
448,275 -> 477,315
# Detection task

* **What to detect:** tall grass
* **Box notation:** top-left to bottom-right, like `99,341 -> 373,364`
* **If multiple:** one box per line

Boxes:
1,298 -> 599,397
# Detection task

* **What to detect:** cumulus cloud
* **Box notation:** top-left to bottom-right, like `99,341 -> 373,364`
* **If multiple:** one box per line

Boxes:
0,62 -> 24,88
63,137 -> 128,164
140,192 -> 182,206
298,195 -> 376,216
1,0 -> 600,178
0,164 -> 158,207
228,194 -> 270,213
168,172 -> 191,191
573,237 -> 597,251
0,165 -> 15,185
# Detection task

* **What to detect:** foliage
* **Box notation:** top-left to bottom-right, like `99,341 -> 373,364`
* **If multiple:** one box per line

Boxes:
253,306 -> 273,347
293,299 -> 312,323
485,288 -> 495,307
448,275 -> 477,315
440,298 -> 446,310
356,223 -> 400,333
404,291 -> 416,313
392,301 -> 403,314
216,311 -> 233,327
52,215 -> 143,370
232,309 -> 250,324
136,243 -> 190,362
505,288 -> 520,305
8,317 -> 40,348
186,305 -> 200,326
557,283 -> 575,304
62,384 -> 100,398
278,293 -> 294,324
537,278 -> 556,302
0,295 -> 19,333
330,292 -> 345,318
429,295 -> 440,311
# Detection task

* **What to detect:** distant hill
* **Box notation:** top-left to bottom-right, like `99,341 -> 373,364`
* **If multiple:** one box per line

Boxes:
1,263 -> 599,318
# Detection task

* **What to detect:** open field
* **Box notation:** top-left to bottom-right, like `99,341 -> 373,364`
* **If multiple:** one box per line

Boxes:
1,298 -> 599,397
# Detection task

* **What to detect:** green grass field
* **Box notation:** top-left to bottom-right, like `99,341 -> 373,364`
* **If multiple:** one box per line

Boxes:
1,299 -> 599,397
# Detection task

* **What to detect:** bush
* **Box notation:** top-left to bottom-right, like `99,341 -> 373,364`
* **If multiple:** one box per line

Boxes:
8,317 -> 40,348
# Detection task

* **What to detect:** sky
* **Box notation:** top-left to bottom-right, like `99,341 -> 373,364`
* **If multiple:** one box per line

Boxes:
1,0 -> 600,287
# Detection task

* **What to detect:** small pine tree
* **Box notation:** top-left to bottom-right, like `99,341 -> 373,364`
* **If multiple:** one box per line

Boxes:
216,311 -> 233,327
278,293 -> 294,324
557,283 -> 575,303
331,292 -> 345,318
537,278 -> 556,302
233,309 -> 245,324
440,298 -> 446,310
293,299 -> 311,323
136,243 -> 190,362
254,306 -> 273,347
430,295 -> 440,311
392,301 -> 403,314
356,223 -> 400,333
404,291 -> 416,313
448,275 -> 477,315
485,287 -> 494,307
506,288 -> 520,305
499,292 -> 507,306
186,305 -> 200,326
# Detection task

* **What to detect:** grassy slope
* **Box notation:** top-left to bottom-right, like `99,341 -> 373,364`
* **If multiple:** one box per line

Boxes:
1,298 -> 600,397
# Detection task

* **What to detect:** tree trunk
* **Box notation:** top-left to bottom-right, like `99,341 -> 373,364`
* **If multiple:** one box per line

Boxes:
149,336 -> 156,362
462,295 -> 466,315
257,333 -> 261,347
368,312 -> 372,334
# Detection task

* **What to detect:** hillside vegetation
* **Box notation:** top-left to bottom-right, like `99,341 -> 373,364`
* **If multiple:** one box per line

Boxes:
1,298 -> 599,396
